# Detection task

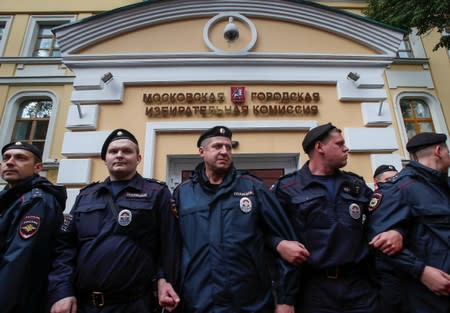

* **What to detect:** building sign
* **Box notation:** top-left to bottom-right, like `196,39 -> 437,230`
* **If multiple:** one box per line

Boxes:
143,87 -> 320,118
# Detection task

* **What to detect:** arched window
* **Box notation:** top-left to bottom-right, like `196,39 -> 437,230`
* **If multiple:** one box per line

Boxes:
12,99 -> 53,153
399,98 -> 435,139
1,91 -> 59,162
395,92 -> 449,158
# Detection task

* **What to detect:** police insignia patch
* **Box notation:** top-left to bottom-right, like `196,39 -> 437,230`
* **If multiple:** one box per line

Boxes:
240,197 -> 252,213
19,215 -> 40,239
369,193 -> 382,211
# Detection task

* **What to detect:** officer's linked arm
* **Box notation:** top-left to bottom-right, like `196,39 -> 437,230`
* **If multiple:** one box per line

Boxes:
48,197 -> 80,307
256,186 -> 300,306
157,186 -> 181,311
367,186 -> 425,280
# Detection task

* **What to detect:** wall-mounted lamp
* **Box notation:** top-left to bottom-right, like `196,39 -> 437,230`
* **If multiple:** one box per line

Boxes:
347,72 -> 360,82
231,140 -> 239,149
101,72 -> 113,85
224,17 -> 239,42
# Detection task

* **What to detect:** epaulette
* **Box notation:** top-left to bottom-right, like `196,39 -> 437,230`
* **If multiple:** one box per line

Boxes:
21,188 -> 43,204
389,169 -> 413,183
278,170 -> 297,181
31,188 -> 43,199
388,173 -> 400,183
342,170 -> 365,182
238,170 -> 264,184
80,181 -> 100,191
174,179 -> 192,191
145,178 -> 167,186
239,170 -> 263,182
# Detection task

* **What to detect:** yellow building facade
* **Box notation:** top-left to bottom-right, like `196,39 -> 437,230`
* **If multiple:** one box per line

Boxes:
1,0 -> 448,211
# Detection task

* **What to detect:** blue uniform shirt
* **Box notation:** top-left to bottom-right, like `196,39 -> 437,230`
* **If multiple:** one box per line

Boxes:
272,162 -> 373,269
48,174 -> 174,309
0,175 -> 66,313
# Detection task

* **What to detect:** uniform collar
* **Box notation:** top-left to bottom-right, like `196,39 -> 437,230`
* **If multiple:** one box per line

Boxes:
99,173 -> 144,193
298,161 -> 343,189
2,174 -> 38,194
193,162 -> 237,193
407,161 -> 449,185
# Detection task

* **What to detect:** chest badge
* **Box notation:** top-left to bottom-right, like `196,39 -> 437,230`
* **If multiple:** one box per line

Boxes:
349,203 -> 361,220
118,209 -> 132,226
240,197 -> 252,213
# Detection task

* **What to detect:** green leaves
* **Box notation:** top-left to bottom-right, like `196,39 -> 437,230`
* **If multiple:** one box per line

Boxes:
364,0 -> 450,51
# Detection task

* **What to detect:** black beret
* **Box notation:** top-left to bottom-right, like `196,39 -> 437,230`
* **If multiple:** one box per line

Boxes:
1,141 -> 42,161
302,123 -> 337,153
101,128 -> 139,160
373,164 -> 398,178
406,132 -> 447,153
197,126 -> 232,147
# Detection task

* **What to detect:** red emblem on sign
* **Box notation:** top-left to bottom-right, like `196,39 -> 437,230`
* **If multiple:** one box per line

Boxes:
231,86 -> 245,104
19,215 -> 41,239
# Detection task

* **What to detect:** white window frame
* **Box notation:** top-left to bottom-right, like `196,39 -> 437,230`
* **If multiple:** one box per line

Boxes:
394,92 -> 450,157
20,15 -> 75,57
0,16 -> 13,56
0,91 -> 60,162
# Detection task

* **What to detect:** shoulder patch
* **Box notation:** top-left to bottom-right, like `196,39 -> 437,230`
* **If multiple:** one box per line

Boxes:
19,215 -> 40,239
368,192 -> 383,211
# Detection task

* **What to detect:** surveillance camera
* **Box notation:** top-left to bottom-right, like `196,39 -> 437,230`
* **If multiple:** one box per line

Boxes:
101,72 -> 113,84
224,17 -> 239,42
347,72 -> 360,82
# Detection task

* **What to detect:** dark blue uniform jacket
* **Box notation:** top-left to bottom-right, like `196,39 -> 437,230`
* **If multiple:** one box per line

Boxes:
0,175 -> 66,313
172,163 -> 298,313
272,162 -> 373,269
48,174 -> 175,308
368,161 -> 450,280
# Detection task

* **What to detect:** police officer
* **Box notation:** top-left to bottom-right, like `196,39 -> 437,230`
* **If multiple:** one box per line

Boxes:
368,132 -> 450,313
0,142 -> 66,313
271,123 -> 379,313
371,165 -> 407,313
167,126 -> 301,313
373,164 -> 398,189
48,129 -> 179,313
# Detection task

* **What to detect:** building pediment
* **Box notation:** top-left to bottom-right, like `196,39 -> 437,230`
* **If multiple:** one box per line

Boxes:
54,0 -> 404,57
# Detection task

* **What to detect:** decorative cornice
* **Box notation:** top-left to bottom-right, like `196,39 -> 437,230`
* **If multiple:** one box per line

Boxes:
61,52 -> 395,68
